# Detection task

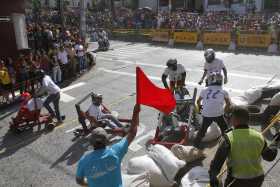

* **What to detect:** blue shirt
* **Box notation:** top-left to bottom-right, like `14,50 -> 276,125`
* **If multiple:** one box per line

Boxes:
76,138 -> 129,187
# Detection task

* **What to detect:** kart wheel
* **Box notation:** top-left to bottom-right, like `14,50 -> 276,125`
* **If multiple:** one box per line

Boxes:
46,123 -> 55,131
10,127 -> 23,134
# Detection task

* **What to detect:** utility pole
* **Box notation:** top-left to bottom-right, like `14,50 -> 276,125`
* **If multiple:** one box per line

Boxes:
80,0 -> 87,40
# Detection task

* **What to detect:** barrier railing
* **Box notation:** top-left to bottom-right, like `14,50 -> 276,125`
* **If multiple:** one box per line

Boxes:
112,28 -> 276,49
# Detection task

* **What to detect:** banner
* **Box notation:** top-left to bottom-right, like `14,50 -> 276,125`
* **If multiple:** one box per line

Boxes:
203,32 -> 231,45
152,31 -> 169,42
238,34 -> 271,48
174,32 -> 197,43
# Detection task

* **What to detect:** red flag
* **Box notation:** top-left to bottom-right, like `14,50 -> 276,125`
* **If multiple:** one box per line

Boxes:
136,66 -> 176,114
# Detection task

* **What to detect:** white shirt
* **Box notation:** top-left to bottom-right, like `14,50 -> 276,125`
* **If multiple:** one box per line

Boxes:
200,85 -> 229,117
42,75 -> 60,95
26,98 -> 44,111
270,92 -> 280,106
75,44 -> 84,57
57,50 -> 68,65
87,104 -> 104,120
163,64 -> 186,81
204,58 -> 225,76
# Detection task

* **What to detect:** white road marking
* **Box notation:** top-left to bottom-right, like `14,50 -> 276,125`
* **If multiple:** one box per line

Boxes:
61,82 -> 86,92
99,68 -> 244,94
98,57 -> 279,82
65,125 -> 82,133
129,130 -> 156,152
59,82 -> 86,103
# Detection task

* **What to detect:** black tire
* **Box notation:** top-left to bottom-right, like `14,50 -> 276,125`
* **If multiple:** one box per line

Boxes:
46,123 -> 55,131
10,127 -> 23,134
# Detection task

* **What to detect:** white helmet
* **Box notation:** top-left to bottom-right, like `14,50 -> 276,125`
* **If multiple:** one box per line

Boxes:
204,48 -> 215,63
207,72 -> 223,86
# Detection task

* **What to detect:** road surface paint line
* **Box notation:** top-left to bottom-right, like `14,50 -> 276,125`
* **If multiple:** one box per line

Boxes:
129,130 -> 155,152
61,82 -> 86,92
65,125 -> 81,133
55,118 -> 78,130
98,57 -> 279,82
99,68 -> 244,94
59,82 -> 86,103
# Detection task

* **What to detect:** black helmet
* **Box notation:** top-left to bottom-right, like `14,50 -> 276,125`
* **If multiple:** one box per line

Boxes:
166,59 -> 177,68
37,69 -> 46,80
204,49 -> 215,63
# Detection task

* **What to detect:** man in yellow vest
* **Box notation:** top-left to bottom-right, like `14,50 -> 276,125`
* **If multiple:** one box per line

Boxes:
209,106 -> 279,187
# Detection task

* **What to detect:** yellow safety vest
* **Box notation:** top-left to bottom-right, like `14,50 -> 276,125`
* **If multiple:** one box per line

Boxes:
226,128 -> 265,179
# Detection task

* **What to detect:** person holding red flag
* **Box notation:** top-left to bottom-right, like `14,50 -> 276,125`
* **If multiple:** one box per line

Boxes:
136,66 -> 176,114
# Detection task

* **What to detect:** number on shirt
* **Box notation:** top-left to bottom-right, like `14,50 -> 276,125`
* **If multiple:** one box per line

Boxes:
206,89 -> 220,100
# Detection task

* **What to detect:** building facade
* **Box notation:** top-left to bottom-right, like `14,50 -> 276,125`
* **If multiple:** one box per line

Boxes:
0,0 -> 27,58
40,0 -> 93,8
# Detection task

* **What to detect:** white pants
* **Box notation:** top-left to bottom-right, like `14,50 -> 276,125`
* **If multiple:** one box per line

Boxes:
52,66 -> 61,83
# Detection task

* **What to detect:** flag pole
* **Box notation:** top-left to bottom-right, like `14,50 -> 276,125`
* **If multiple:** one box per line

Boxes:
136,66 -> 140,104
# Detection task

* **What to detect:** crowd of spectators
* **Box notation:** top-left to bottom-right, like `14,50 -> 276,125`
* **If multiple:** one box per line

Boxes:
0,19 -> 94,105
112,8 -> 280,33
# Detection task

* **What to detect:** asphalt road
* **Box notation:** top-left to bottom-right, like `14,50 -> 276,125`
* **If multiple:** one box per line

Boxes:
0,41 -> 280,187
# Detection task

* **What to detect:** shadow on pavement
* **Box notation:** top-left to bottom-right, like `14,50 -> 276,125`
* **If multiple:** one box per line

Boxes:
0,128 -> 51,160
50,137 -> 91,169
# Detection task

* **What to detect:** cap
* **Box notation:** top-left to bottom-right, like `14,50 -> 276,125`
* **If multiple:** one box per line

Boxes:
90,127 -> 110,145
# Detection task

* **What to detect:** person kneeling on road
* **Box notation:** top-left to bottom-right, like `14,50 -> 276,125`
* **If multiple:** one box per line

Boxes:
162,58 -> 186,93
193,72 -> 231,149
209,106 -> 279,187
36,69 -> 63,123
85,94 -> 124,129
76,104 -> 141,187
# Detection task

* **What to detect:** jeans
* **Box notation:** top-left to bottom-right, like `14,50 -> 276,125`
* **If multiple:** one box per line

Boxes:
52,66 -> 61,83
194,115 -> 228,147
44,92 -> 61,121
100,114 -> 123,129
78,56 -> 86,72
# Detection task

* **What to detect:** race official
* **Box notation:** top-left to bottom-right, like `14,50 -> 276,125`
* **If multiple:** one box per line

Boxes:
162,59 -> 186,92
76,104 -> 141,187
199,49 -> 228,86
36,70 -> 62,123
209,106 -> 279,187
194,73 -> 231,149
